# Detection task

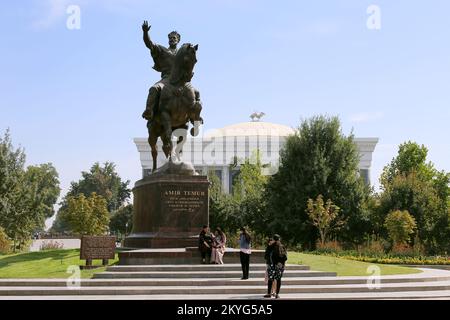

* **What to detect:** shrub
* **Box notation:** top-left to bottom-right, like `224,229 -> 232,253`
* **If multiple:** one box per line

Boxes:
0,227 -> 11,254
384,210 -> 417,245
39,240 -> 64,251
315,240 -> 342,254
357,240 -> 386,256
391,243 -> 415,256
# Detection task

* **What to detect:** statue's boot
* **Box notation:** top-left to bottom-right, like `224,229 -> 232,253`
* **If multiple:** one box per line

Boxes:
145,86 -> 160,121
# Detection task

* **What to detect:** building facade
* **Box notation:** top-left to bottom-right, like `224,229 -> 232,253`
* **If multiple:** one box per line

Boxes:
134,120 -> 378,193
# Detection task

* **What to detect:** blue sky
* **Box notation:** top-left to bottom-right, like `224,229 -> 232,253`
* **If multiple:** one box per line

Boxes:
1,1 -> 449,228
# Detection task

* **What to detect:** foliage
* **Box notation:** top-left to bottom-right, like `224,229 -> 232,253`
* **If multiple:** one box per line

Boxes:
288,252 -> 422,276
306,195 -> 345,246
209,152 -> 269,247
381,142 -> 433,185
23,163 -> 60,230
0,130 -> 60,249
0,129 -> 27,242
52,162 -> 130,232
39,240 -> 64,251
60,193 -> 110,235
319,254 -> 450,266
66,162 -> 130,211
384,210 -> 417,245
0,227 -> 11,254
265,115 -> 370,248
378,141 -> 449,254
315,240 -> 342,252
109,204 -> 133,237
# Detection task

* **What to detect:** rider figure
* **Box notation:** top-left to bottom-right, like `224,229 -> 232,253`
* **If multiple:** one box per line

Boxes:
141,20 -> 180,123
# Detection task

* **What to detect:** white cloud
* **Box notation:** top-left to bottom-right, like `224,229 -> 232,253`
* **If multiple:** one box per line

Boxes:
349,111 -> 384,123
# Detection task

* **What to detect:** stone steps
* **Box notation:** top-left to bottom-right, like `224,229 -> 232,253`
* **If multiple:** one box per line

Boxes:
10,290 -> 447,300
1,264 -> 450,299
2,273 -> 450,287
1,281 -> 450,296
105,263 -> 310,272
93,269 -> 334,279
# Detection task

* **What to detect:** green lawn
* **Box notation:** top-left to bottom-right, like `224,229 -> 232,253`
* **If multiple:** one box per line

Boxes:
288,252 -> 422,276
0,249 -> 422,278
0,249 -> 119,279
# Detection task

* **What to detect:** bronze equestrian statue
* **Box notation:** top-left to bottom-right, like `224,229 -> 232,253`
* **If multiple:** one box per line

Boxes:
141,20 -> 203,172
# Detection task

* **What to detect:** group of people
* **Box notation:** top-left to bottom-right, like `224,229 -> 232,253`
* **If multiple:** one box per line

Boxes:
199,225 -> 227,264
198,226 -> 287,299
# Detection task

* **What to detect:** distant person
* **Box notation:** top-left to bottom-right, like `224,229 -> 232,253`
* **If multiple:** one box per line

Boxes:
264,234 -> 287,299
198,225 -> 213,264
239,227 -> 252,280
211,228 -> 226,264
264,237 -> 277,296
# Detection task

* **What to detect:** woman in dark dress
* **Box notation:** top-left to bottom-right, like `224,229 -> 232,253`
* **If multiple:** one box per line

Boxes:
264,237 -> 277,296
264,234 -> 287,299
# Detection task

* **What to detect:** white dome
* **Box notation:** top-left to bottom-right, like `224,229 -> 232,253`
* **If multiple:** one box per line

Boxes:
205,121 -> 295,138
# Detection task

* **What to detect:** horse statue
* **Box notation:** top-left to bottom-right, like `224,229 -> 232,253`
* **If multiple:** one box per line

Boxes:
146,43 -> 203,172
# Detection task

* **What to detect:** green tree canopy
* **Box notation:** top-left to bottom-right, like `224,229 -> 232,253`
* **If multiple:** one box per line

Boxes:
381,141 -> 439,187
66,162 -> 130,211
60,193 -> 110,235
24,163 -> 61,224
379,172 -> 448,253
109,204 -> 133,236
52,162 -> 130,232
0,130 -> 60,247
378,141 -> 449,254
384,210 -> 417,246
0,130 -> 26,239
265,115 -> 370,248
209,151 -> 269,245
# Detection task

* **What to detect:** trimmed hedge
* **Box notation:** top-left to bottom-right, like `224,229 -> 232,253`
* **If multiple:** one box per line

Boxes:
308,251 -> 450,265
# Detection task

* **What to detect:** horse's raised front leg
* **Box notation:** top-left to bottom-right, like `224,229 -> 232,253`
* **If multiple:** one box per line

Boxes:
190,90 -> 203,136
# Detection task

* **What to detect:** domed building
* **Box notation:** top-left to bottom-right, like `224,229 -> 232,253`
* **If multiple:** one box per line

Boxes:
134,116 -> 378,193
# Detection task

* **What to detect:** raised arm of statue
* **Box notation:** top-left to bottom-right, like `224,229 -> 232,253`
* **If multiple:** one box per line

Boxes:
142,20 -> 155,51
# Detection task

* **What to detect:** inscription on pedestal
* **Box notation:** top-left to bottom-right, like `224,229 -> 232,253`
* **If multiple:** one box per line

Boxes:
162,188 -> 206,213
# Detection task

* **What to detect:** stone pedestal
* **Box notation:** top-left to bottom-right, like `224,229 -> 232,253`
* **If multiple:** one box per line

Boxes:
124,174 -> 209,249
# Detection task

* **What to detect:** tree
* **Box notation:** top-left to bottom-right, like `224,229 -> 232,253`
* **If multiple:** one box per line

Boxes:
0,130 -> 60,249
378,141 -> 449,253
265,115 -> 370,248
60,193 -> 110,235
24,163 -> 60,229
384,210 -> 417,246
306,195 -> 344,246
109,204 -> 133,236
65,162 -> 130,211
209,152 -> 270,245
379,172 -> 447,253
381,142 -> 431,185
52,162 -> 131,232
0,227 -> 10,254
0,129 -> 26,238
209,170 -> 242,234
